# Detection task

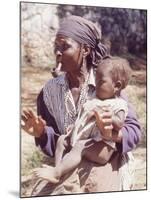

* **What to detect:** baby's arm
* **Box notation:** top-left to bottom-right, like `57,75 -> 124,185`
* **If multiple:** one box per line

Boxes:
112,110 -> 126,132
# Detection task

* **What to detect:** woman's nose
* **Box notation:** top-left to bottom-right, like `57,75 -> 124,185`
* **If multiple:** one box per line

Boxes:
56,50 -> 62,63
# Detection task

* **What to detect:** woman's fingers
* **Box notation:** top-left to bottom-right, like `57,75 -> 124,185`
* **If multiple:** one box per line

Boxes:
22,109 -> 45,125
22,109 -> 37,120
28,109 -> 37,119
102,118 -> 112,126
94,110 -> 112,123
101,110 -> 112,119
21,109 -> 46,137
94,106 -> 114,139
21,114 -> 29,129
104,124 -> 113,130
23,110 -> 32,119
22,109 -> 39,124
38,116 -> 46,126
21,115 -> 27,122
103,125 -> 113,138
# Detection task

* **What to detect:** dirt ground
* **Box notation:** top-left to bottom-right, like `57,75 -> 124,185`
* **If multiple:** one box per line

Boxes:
21,66 -> 147,196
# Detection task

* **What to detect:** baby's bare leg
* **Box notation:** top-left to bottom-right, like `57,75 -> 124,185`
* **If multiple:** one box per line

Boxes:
33,165 -> 61,184
34,140 -> 90,183
84,141 -> 115,165
54,140 -> 89,176
55,135 -> 70,166
34,140 -> 89,183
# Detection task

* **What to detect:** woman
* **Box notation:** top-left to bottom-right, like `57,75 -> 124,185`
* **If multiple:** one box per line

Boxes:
21,15 -> 141,195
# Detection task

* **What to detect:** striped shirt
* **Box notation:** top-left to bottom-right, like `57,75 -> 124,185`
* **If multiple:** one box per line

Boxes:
40,69 -> 95,156
43,69 -> 96,136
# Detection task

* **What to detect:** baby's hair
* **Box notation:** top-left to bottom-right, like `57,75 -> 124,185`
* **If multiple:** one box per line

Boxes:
97,56 -> 132,90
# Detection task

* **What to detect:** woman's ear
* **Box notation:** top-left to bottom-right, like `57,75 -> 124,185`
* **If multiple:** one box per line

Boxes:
114,81 -> 122,95
83,45 -> 91,57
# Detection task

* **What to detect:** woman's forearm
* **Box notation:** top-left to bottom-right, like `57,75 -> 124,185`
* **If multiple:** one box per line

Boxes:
35,126 -> 57,156
119,92 -> 142,153
35,126 -> 48,148
105,117 -> 141,153
115,107 -> 141,153
121,119 -> 141,153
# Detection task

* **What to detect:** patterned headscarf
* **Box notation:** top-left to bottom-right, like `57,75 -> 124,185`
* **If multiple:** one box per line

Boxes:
57,15 -> 108,67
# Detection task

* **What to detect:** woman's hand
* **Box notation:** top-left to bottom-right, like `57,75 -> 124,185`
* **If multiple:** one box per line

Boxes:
94,106 -> 122,142
21,109 -> 46,138
94,106 -> 113,138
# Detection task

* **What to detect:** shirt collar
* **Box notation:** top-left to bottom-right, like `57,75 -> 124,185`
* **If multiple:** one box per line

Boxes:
55,73 -> 66,85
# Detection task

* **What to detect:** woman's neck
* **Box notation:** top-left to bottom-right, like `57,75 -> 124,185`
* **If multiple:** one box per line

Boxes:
66,70 -> 89,89
66,62 -> 90,89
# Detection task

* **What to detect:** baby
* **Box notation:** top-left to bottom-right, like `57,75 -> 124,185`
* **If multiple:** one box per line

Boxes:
34,57 -> 132,183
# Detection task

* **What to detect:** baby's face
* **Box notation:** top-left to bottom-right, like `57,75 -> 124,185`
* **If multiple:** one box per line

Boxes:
95,68 -> 115,100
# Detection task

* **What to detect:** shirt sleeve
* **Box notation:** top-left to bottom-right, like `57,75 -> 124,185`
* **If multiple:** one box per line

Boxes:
116,92 -> 142,153
35,90 -> 60,156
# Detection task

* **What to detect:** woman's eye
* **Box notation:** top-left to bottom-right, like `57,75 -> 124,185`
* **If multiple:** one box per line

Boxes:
54,43 -> 70,54
62,43 -> 70,51
96,79 -> 105,86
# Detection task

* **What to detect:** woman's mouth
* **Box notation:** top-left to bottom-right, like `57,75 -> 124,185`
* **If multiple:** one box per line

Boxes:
56,62 -> 62,71
51,62 -> 62,77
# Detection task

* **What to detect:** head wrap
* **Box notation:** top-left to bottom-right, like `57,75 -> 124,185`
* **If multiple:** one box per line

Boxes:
57,15 -> 108,67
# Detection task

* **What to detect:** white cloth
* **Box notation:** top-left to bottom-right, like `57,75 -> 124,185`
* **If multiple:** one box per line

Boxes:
70,97 -> 128,147
119,152 -> 135,190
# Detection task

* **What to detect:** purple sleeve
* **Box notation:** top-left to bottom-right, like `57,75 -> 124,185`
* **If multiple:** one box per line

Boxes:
116,92 -> 142,153
35,90 -> 60,156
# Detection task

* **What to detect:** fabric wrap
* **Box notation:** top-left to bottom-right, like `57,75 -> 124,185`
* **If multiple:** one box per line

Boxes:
57,15 -> 107,66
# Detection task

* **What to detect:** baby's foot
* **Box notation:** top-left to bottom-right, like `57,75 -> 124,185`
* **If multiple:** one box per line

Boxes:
33,165 -> 60,184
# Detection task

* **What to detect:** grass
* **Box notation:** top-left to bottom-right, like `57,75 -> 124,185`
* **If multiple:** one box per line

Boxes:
21,149 -> 45,176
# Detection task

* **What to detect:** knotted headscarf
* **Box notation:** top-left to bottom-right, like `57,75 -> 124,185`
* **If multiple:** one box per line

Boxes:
57,15 -> 108,67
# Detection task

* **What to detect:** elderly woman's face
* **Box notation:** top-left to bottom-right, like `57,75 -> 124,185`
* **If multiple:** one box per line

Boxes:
54,35 -> 82,72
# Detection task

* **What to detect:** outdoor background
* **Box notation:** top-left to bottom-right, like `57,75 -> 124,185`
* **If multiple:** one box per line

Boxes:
21,2 -> 147,197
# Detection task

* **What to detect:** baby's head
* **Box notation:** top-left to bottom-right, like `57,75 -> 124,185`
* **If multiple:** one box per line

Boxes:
96,57 -> 132,100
